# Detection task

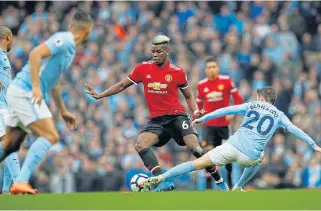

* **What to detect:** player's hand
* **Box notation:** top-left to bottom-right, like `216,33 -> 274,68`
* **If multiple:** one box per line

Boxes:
61,111 -> 77,130
0,81 -> 6,91
31,87 -> 43,106
192,119 -> 203,127
84,82 -> 102,99
194,109 -> 206,118
313,145 -> 321,153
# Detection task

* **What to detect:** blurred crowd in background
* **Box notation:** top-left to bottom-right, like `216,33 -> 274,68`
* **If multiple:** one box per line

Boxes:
0,1 -> 320,193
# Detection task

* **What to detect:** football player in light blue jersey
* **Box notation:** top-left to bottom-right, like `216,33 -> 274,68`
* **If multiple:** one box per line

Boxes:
0,10 -> 92,194
0,26 -> 21,194
143,87 -> 321,191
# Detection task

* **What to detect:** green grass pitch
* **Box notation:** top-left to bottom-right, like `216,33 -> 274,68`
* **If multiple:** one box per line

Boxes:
0,189 -> 320,210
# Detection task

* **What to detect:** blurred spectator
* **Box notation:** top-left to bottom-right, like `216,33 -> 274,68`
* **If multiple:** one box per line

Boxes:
287,7 -> 306,40
312,24 -> 321,52
302,154 -> 321,188
213,5 -> 236,36
263,37 -> 284,66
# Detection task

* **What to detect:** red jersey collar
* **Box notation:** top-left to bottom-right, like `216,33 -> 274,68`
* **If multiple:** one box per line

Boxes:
208,75 -> 219,82
153,61 -> 170,69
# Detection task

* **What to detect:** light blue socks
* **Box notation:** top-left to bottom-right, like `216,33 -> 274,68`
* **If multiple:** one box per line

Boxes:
16,137 -> 52,182
2,152 -> 20,192
162,161 -> 195,180
0,143 -> 5,162
234,164 -> 261,188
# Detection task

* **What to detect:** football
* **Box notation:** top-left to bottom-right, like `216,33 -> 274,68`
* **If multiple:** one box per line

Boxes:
130,174 -> 150,192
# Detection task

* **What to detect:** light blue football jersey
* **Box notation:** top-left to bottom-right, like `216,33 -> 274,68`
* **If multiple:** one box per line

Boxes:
12,31 -> 76,99
0,49 -> 12,109
201,101 -> 316,160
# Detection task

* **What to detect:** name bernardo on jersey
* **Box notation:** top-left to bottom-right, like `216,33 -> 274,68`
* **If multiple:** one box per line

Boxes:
250,103 -> 279,117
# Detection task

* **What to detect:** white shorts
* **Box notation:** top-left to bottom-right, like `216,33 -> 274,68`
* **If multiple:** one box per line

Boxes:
0,109 -> 9,137
207,142 -> 262,168
6,85 -> 52,128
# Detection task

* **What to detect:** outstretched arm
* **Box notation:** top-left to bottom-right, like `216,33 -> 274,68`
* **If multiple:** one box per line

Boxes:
85,63 -> 145,99
85,78 -> 134,99
280,115 -> 320,152
197,103 -> 249,124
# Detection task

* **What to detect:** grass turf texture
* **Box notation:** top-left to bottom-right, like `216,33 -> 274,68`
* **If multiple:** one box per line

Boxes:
0,190 -> 320,210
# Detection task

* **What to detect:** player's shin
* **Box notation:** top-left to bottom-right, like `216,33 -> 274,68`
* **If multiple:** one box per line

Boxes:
2,152 -> 20,192
162,161 -> 196,180
2,164 -> 12,193
0,142 -> 7,162
234,164 -> 260,190
226,163 -> 233,188
16,137 -> 52,182
5,152 -> 20,181
138,148 -> 163,176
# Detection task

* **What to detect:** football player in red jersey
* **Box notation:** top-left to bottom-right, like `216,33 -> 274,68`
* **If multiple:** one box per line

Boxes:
85,35 -> 228,192
196,57 -> 243,188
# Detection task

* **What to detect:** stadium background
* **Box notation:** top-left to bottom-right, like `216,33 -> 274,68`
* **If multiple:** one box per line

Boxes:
0,1 -> 320,193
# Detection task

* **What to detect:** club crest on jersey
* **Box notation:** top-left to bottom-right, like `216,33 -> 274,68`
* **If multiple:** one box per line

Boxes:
218,84 -> 224,90
148,82 -> 167,90
55,38 -> 63,47
165,75 -> 172,82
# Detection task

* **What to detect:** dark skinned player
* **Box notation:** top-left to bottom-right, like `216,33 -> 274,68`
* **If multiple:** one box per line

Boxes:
85,35 -> 228,191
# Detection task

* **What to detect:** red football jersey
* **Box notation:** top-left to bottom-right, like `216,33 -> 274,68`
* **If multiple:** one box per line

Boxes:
128,61 -> 188,118
196,75 -> 243,126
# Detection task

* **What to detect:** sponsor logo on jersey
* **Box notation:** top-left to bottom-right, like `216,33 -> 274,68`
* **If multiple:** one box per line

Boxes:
148,82 -> 167,90
206,91 -> 223,102
148,82 -> 168,94
55,38 -> 63,47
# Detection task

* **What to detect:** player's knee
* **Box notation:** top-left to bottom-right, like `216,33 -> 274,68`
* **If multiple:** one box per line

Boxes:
194,155 -> 214,170
134,141 -> 145,152
191,146 -> 204,158
4,140 -> 20,154
45,131 -> 60,144
51,131 -> 60,143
